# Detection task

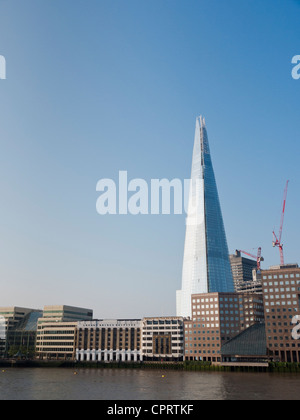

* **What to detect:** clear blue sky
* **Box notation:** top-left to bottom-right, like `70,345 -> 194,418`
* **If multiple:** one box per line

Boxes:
0,0 -> 299,318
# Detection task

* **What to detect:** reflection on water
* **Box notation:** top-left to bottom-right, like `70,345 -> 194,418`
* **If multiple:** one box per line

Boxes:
0,368 -> 300,400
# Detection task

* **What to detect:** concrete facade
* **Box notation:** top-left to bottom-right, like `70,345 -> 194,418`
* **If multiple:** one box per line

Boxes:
141,317 -> 185,362
76,319 -> 142,362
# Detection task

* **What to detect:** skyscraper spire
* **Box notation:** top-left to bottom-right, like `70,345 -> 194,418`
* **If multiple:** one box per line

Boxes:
176,117 -> 234,318
199,115 -> 206,128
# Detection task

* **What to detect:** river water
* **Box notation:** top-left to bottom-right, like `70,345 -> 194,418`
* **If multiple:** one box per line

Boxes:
0,368 -> 299,400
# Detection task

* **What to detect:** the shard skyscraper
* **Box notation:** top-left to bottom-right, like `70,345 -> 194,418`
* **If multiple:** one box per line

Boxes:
176,116 -> 234,318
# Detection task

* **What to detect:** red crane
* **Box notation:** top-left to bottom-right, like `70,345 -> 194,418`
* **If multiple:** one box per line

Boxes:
239,248 -> 264,271
272,180 -> 289,266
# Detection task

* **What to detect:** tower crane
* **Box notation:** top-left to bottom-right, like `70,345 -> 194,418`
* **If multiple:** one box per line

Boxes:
239,248 -> 264,272
272,180 -> 289,266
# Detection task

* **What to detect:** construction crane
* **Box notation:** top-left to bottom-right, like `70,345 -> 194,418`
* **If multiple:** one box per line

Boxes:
272,180 -> 289,266
239,248 -> 264,272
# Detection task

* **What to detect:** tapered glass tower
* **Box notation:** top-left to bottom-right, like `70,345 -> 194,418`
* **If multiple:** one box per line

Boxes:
176,116 -> 234,318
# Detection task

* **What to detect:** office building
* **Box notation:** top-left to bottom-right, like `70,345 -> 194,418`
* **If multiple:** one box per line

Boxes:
76,317 -> 185,363
36,321 -> 79,360
177,117 -> 234,318
0,307 -> 39,330
230,250 -> 262,293
262,264 -> 300,363
36,305 -> 93,360
141,317 -> 185,362
76,319 -> 142,362
184,292 -> 264,362
0,307 -> 40,358
6,310 -> 43,358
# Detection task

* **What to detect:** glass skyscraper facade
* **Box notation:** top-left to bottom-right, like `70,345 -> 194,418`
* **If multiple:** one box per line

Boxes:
176,116 -> 234,318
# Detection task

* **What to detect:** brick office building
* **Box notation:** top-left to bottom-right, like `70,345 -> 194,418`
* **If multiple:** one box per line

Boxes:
184,292 -> 264,362
262,264 -> 300,363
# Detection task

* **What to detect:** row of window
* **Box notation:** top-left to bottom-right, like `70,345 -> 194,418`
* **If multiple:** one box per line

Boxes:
37,330 -> 75,334
143,332 -> 182,336
263,275 -> 300,281
80,334 -> 139,338
37,344 -> 74,349
186,336 -> 220,341
269,343 -> 300,348
265,302 -> 298,307
146,320 -> 181,325
192,311 -> 257,317
186,329 -> 219,334
268,335 -> 292,340
192,297 -> 244,303
266,310 -> 298,316
37,347 -> 74,352
265,288 -> 297,299
264,289 -> 300,296
186,343 -> 220,348
192,296 -> 259,303
143,327 -> 181,330
37,337 -> 74,341
185,350 -> 220,354
79,328 -> 140,333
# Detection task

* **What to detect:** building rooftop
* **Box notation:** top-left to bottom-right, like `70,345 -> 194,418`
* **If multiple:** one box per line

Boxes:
268,264 -> 299,270
221,323 -> 267,357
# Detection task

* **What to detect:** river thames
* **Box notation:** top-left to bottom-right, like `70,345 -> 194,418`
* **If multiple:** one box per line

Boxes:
0,368 -> 300,400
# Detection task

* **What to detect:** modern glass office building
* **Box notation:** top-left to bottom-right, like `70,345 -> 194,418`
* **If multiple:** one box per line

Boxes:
176,116 -> 234,318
